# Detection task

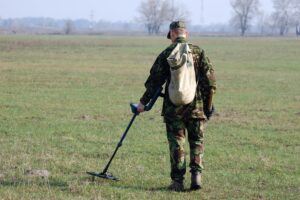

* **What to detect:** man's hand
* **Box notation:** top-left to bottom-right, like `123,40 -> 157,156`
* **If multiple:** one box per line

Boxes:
137,102 -> 145,113
205,105 -> 215,120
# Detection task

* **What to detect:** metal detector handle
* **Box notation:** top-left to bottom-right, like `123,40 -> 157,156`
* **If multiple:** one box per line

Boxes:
130,87 -> 163,114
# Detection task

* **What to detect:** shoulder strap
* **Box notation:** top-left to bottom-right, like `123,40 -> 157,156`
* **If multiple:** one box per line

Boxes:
189,44 -> 200,85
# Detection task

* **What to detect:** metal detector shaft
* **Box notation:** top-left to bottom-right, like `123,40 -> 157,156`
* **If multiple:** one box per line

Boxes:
101,113 -> 138,174
87,87 -> 163,180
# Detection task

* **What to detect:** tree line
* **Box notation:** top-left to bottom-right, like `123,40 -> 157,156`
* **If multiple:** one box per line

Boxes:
138,0 -> 300,36
1,0 -> 299,36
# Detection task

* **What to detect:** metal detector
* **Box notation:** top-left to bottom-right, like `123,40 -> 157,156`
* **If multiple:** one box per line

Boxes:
87,87 -> 163,181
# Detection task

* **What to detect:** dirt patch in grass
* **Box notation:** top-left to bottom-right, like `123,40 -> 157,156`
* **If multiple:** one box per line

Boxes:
213,109 -> 248,124
76,114 -> 108,121
25,169 -> 50,178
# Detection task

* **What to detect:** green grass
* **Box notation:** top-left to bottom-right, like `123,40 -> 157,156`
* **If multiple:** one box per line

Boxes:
0,35 -> 299,199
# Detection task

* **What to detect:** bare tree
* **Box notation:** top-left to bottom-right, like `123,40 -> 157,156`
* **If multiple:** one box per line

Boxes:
168,0 -> 190,22
256,12 -> 268,35
291,0 -> 300,36
230,0 -> 260,36
137,0 -> 189,35
272,0 -> 293,36
137,0 -> 166,35
64,20 -> 74,35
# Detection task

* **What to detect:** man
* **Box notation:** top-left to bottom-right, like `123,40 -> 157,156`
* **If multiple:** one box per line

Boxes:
137,21 -> 216,192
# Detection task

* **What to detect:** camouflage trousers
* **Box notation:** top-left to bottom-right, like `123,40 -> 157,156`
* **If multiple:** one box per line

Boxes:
165,118 -> 205,182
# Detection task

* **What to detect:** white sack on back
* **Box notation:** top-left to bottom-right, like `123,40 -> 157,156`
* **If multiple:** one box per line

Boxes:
167,43 -> 196,106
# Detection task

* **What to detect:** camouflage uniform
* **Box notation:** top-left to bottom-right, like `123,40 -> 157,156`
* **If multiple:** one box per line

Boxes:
140,37 -> 216,182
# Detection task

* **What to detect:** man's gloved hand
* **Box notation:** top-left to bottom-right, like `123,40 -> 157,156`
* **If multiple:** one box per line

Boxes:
204,105 -> 215,120
137,102 -> 145,113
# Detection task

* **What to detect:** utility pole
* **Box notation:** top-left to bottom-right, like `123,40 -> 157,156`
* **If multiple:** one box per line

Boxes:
200,0 -> 204,24
89,9 -> 94,31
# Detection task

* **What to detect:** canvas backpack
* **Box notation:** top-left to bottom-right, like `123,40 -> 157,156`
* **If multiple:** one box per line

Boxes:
167,43 -> 197,106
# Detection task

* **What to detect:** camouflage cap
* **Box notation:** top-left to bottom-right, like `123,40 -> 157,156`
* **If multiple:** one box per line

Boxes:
167,21 -> 186,39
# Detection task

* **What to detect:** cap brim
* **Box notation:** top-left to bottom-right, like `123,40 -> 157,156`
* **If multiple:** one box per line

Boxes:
167,31 -> 171,39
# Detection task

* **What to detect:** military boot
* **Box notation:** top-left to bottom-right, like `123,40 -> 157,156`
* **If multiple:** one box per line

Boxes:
190,172 -> 202,190
168,180 -> 184,192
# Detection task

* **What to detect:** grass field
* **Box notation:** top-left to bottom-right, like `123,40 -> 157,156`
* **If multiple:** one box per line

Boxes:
0,35 -> 299,200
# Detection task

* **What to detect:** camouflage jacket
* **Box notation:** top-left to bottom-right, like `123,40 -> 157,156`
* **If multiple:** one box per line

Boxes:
140,37 -> 216,122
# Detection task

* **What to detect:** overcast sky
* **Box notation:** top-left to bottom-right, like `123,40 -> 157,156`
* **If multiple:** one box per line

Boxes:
1,0 -> 274,25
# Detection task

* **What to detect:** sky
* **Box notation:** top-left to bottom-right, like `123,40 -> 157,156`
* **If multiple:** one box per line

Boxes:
0,0 -> 274,25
